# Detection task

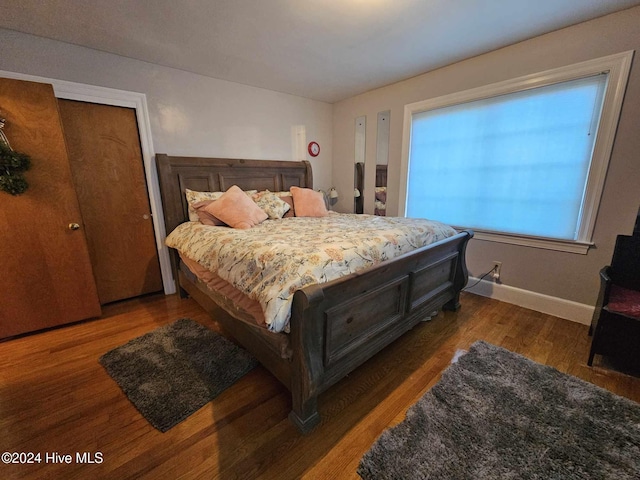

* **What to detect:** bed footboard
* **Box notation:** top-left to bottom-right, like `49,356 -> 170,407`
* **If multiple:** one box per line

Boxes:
288,230 -> 473,432
156,153 -> 474,433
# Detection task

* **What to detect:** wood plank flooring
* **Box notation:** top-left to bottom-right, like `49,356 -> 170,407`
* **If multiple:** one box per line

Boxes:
1,292 -> 638,479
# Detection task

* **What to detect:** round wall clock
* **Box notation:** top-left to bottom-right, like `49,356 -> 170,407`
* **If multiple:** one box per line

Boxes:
308,141 -> 320,157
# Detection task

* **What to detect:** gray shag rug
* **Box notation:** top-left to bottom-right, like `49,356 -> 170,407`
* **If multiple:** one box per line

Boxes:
99,318 -> 257,432
358,340 -> 640,480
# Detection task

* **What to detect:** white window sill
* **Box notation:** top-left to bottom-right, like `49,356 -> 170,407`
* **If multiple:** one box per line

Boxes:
464,229 -> 593,255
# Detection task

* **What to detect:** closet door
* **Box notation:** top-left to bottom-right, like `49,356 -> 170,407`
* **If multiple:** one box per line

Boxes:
58,100 -> 163,304
0,78 -> 101,338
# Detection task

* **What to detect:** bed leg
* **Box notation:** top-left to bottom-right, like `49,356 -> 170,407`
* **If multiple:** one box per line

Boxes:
443,293 -> 461,311
289,396 -> 320,434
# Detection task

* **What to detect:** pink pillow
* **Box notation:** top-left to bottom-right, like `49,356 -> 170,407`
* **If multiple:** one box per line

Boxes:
192,200 -> 226,226
290,187 -> 328,217
204,185 -> 268,229
279,195 -> 295,217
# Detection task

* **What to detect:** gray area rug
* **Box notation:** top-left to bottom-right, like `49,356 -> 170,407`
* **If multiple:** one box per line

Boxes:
99,318 -> 257,432
358,340 -> 640,479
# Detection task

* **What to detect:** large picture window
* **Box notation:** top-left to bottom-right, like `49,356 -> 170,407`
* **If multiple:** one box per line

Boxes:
400,52 -> 633,253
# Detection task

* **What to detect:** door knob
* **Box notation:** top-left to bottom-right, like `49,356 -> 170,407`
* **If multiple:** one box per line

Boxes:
68,223 -> 80,231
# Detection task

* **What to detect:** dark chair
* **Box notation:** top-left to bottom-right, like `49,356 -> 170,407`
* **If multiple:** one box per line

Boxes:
588,231 -> 640,368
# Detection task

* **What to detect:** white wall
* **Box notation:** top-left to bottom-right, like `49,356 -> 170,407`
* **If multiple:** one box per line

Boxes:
332,7 -> 640,316
0,28 -> 333,190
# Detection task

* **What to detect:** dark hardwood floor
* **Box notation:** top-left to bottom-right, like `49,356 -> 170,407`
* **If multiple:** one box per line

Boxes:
1,292 -> 638,479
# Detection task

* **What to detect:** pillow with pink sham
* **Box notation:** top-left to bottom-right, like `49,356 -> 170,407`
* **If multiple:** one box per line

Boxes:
191,200 -> 226,226
185,188 -> 257,221
290,186 -> 328,217
185,189 -> 224,221
274,192 -> 295,217
204,185 -> 268,229
375,187 -> 387,203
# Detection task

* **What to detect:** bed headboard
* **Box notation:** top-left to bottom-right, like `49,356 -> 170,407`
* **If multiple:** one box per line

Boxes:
376,164 -> 387,188
156,154 -> 313,234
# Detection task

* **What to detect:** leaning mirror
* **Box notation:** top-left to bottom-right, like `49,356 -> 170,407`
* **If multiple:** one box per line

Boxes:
354,115 -> 366,214
375,110 -> 389,216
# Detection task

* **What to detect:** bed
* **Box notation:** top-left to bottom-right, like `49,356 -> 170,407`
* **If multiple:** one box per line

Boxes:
374,164 -> 388,216
156,154 -> 473,433
355,162 -> 388,215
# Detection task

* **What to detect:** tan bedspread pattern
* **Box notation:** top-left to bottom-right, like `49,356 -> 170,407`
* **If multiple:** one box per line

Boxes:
166,214 -> 457,333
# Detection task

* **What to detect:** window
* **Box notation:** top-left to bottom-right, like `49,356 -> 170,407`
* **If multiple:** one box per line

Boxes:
399,52 -> 633,254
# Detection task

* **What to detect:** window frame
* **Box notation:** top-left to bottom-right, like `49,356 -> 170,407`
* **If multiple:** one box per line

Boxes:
399,51 -> 634,254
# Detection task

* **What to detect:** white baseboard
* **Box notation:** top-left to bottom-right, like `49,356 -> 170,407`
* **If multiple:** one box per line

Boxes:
465,277 -> 594,325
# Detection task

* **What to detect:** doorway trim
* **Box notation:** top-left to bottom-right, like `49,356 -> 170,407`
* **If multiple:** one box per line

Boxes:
0,70 -> 174,294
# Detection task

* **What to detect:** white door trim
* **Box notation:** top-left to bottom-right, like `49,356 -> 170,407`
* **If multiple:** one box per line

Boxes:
0,70 -> 175,295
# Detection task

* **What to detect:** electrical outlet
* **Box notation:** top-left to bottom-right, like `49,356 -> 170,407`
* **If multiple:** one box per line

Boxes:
492,261 -> 502,280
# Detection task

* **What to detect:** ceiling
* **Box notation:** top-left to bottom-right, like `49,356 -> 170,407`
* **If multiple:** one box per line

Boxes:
1,0 -> 639,103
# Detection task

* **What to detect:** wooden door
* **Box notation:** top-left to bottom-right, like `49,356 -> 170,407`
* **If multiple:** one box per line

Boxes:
0,78 -> 101,338
58,100 -> 163,305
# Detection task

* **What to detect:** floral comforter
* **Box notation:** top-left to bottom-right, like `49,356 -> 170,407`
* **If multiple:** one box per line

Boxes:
166,214 -> 457,333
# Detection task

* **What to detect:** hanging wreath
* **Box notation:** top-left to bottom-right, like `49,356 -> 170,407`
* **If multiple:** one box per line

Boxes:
0,141 -> 31,196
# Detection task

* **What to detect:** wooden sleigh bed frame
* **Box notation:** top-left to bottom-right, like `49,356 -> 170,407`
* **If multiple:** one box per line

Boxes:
156,154 -> 473,433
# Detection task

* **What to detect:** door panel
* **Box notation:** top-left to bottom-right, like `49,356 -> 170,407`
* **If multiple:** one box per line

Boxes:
0,78 -> 101,338
58,100 -> 162,304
